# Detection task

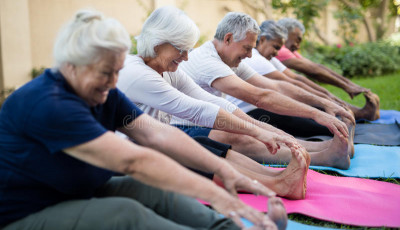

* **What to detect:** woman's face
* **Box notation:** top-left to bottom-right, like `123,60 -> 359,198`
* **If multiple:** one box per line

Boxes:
257,36 -> 284,60
149,43 -> 188,74
68,51 -> 126,107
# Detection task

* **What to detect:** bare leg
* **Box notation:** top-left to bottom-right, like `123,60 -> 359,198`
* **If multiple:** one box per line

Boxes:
223,147 -> 309,200
307,134 -> 350,169
209,129 -> 349,169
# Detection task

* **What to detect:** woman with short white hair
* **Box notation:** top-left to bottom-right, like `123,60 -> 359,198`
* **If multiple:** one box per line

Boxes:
118,6 -> 309,209
0,9 -> 281,230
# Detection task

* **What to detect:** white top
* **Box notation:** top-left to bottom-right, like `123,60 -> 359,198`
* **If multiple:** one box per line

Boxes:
225,50 -> 288,113
179,41 -> 257,98
117,55 -> 237,127
242,49 -> 277,75
270,57 -> 287,72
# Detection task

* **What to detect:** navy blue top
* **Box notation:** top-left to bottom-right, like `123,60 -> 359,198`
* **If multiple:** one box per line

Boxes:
0,69 -> 143,226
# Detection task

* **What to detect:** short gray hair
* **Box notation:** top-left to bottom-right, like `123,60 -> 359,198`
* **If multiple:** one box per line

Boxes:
214,12 -> 260,42
258,20 -> 288,42
277,18 -> 305,34
53,9 -> 131,69
136,6 -> 200,58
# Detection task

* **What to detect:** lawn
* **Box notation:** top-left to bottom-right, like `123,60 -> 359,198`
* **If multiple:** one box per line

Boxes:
288,72 -> 400,229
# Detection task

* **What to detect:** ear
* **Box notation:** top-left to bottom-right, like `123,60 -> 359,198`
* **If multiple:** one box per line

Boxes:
223,33 -> 234,45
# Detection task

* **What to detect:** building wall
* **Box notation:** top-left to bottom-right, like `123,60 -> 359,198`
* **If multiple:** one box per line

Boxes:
0,0 -> 397,91
0,0 -> 32,90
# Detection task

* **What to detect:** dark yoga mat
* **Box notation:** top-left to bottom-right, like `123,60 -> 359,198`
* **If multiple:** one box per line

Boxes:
357,110 -> 400,124
296,122 -> 400,146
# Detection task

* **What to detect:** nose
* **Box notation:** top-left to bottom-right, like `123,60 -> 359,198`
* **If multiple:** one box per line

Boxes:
246,50 -> 252,58
181,51 -> 189,61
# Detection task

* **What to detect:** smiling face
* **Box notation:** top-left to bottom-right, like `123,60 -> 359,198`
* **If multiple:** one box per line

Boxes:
146,43 -> 188,74
257,36 -> 284,60
285,27 -> 303,52
67,50 -> 126,107
221,32 -> 258,68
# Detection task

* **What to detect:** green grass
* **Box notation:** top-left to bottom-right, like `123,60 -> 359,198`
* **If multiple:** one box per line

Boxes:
288,73 -> 400,229
320,72 -> 400,111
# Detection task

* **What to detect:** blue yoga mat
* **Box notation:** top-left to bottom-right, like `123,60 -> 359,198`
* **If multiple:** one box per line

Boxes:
309,144 -> 400,178
240,217 -> 336,229
357,110 -> 400,124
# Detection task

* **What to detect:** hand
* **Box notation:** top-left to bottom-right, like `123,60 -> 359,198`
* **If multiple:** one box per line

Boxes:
209,192 -> 278,229
324,103 -> 355,125
256,130 -> 301,155
314,112 -> 349,140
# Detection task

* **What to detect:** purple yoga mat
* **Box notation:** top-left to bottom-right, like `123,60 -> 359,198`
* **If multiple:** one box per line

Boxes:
236,169 -> 400,228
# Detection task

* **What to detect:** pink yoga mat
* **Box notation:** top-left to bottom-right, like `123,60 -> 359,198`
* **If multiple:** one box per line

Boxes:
236,170 -> 400,228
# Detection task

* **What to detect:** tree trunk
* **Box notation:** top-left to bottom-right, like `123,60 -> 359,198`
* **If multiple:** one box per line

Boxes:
376,0 -> 389,40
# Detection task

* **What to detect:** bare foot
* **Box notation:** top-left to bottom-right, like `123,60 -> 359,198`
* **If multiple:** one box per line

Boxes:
267,197 -> 287,230
310,133 -> 350,169
351,91 -> 380,121
273,147 -> 309,200
342,117 -> 355,158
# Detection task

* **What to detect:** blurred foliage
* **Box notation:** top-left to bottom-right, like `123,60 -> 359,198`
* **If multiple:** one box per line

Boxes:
272,0 -> 399,43
130,35 -> 138,55
0,87 -> 15,109
271,0 -> 329,34
301,40 -> 400,77
31,66 -> 46,79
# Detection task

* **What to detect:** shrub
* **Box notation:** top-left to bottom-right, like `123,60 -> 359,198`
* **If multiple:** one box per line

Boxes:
301,41 -> 400,78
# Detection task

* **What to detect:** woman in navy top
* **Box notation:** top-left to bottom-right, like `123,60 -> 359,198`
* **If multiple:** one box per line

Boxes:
0,8 -> 284,230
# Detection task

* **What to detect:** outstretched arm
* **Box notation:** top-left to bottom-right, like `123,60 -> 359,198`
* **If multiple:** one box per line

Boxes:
283,69 -> 350,107
247,74 -> 354,123
281,57 -> 349,90
211,75 -> 349,139
269,70 -> 332,100
64,115 -> 273,227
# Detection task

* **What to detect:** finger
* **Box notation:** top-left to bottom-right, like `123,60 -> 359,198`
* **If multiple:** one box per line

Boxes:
249,179 -> 276,197
337,121 -> 349,137
339,110 -> 355,124
237,207 -> 265,227
266,143 -> 278,155
227,185 -> 238,197
228,211 -> 244,228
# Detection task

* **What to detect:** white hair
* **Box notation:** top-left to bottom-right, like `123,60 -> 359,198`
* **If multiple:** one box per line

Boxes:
258,20 -> 288,42
277,18 -> 305,34
214,12 -> 260,42
53,9 -> 131,69
136,6 -> 200,58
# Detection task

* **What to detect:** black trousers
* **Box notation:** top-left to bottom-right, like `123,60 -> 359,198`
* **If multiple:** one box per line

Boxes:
247,109 -> 333,137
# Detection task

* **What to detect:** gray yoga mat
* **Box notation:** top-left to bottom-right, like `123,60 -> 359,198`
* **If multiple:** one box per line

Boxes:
296,122 -> 400,146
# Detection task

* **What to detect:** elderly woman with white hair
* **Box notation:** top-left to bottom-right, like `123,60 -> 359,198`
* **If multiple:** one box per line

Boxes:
276,18 -> 380,121
226,20 -> 356,142
117,6 -> 310,205
0,9 -> 285,230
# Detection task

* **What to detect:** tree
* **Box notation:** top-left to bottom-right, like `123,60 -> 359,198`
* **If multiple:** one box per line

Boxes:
271,0 -> 399,43
335,0 -> 399,42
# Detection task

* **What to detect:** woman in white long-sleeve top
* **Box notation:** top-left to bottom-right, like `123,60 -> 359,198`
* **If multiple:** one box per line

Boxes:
117,6 -> 309,202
